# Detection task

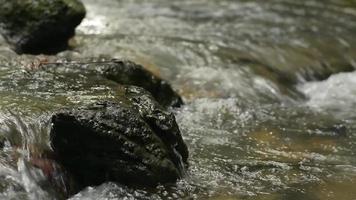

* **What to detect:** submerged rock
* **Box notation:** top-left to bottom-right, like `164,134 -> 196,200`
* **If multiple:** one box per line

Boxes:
0,0 -> 85,54
50,90 -> 188,189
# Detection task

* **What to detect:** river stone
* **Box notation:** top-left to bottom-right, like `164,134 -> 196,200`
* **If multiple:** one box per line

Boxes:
43,59 -> 184,108
0,57 -> 188,196
99,60 -> 184,108
0,0 -> 86,54
124,86 -> 188,160
50,87 -> 188,188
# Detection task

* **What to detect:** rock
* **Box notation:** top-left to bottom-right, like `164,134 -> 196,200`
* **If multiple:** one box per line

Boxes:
0,0 -> 86,54
50,89 -> 188,189
124,86 -> 189,160
96,60 -> 184,108
42,59 -> 184,108
0,57 -> 188,197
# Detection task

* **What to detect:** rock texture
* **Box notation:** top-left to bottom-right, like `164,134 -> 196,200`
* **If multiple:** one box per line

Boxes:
42,59 -> 184,108
50,87 -> 188,189
99,60 -> 184,108
0,0 -> 85,54
0,57 -> 188,195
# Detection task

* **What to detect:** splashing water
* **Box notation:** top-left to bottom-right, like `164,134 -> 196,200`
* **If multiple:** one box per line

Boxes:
1,0 -> 356,199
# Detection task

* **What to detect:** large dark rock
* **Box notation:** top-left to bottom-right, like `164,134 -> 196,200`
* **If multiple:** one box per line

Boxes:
50,86 -> 188,189
0,0 -> 86,54
0,57 -> 188,197
124,86 -> 188,160
99,60 -> 184,108
42,59 -> 184,108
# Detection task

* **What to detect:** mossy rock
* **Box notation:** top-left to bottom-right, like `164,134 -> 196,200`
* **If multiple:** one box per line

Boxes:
0,0 -> 85,54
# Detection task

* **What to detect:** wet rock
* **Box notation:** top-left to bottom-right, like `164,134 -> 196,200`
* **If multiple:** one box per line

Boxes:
0,0 -> 85,54
42,59 -> 184,108
50,90 -> 188,190
125,86 -> 189,160
100,60 -> 184,108
0,58 -> 187,197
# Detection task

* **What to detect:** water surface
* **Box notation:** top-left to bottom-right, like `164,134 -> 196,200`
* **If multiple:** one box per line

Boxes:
1,0 -> 356,199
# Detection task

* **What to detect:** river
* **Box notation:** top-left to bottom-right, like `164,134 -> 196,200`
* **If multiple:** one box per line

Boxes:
1,0 -> 356,199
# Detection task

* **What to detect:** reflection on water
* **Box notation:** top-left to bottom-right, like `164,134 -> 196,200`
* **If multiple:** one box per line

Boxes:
1,0 -> 356,199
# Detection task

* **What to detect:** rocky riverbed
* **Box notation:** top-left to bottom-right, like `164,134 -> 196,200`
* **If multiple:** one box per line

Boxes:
1,0 -> 356,199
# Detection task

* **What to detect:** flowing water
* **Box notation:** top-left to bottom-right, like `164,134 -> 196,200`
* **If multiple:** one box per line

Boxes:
1,0 -> 356,199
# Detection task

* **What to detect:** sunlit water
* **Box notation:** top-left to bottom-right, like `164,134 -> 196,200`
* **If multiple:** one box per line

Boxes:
1,0 -> 356,199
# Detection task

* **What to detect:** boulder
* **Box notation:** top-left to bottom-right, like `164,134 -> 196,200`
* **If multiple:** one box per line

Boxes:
42,59 -> 184,108
124,86 -> 188,160
0,57 -> 188,197
99,60 -> 184,108
50,87 -> 188,189
0,0 -> 86,54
